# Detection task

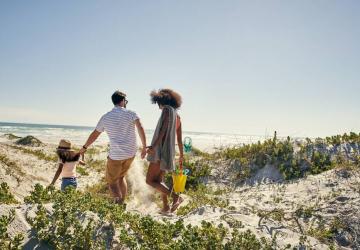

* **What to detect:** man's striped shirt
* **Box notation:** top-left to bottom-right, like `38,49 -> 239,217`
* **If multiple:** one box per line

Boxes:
96,106 -> 139,160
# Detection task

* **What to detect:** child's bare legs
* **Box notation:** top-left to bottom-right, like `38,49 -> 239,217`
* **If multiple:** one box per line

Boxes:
146,161 -> 178,211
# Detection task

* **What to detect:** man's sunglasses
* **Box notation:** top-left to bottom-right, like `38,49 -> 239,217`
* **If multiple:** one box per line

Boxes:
125,99 -> 129,104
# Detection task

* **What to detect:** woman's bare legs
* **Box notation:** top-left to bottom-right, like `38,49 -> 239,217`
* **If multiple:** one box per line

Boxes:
146,161 -> 178,211
159,171 -> 170,210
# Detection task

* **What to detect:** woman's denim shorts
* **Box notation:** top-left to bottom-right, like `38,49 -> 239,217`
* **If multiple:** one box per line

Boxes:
61,177 -> 77,191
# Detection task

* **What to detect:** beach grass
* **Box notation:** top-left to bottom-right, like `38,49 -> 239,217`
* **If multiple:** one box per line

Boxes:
8,145 -> 57,162
2,133 -> 21,140
0,153 -> 25,184
77,166 -> 89,176
85,158 -> 106,173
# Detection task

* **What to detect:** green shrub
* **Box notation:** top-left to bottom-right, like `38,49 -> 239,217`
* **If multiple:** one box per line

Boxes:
0,182 -> 17,204
177,185 -> 229,216
308,217 -> 345,244
191,147 -> 213,159
326,132 -> 360,145
163,157 -> 211,191
171,221 -> 227,250
225,229 -> 273,250
26,184 -> 272,249
77,166 -> 89,176
184,159 -> 211,189
29,196 -> 107,249
295,206 -> 315,219
15,135 -> 43,146
0,210 -> 24,250
278,159 -> 302,180
24,184 -> 55,204
218,132 -> 359,180
310,152 -> 333,174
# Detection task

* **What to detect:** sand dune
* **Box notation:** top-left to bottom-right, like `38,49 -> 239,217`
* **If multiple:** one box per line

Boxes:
1,136 -> 359,249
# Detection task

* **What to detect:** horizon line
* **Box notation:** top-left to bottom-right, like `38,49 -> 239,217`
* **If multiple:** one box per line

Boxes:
0,120 -> 323,139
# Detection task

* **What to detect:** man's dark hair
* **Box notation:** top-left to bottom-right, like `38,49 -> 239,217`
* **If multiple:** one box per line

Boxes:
150,89 -> 182,109
112,91 -> 126,105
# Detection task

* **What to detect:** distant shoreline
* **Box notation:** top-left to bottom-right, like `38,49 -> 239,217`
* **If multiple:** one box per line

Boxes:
0,121 -> 94,130
0,121 -> 249,136
0,121 -> 292,137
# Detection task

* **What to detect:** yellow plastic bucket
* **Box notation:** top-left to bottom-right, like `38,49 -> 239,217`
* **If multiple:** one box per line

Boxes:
172,174 -> 187,193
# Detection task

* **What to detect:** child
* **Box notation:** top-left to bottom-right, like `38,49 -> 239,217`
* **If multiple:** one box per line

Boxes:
50,139 -> 85,191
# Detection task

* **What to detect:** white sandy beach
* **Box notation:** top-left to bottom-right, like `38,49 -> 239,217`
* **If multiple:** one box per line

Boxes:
1,134 -> 359,249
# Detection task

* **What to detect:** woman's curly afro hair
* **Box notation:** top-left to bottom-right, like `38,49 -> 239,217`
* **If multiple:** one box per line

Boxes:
150,89 -> 182,109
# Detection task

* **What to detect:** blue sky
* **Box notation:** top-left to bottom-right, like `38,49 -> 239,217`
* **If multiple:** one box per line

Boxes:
0,1 -> 359,137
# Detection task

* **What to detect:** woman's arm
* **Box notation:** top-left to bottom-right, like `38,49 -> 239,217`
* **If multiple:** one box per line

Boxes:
176,116 -> 184,164
50,163 -> 63,186
147,108 -> 170,154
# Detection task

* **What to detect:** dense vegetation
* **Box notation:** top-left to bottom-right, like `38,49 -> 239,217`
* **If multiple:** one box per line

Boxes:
23,184 -> 276,250
219,132 -> 360,180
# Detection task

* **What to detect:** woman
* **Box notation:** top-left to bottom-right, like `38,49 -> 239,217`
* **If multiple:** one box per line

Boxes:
146,89 -> 184,213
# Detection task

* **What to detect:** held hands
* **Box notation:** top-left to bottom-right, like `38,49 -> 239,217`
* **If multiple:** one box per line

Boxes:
140,147 -> 147,159
78,149 -> 86,165
146,146 -> 155,156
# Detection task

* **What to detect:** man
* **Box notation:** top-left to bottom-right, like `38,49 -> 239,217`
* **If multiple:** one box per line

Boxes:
80,90 -> 147,204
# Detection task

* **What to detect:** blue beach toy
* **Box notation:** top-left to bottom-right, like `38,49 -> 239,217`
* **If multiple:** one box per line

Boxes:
183,169 -> 190,175
184,137 -> 192,153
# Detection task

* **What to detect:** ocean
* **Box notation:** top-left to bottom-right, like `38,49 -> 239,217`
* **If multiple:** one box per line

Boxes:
0,122 -> 268,152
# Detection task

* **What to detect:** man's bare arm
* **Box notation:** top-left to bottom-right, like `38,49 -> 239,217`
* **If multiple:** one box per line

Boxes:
135,119 -> 147,159
80,130 -> 101,154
